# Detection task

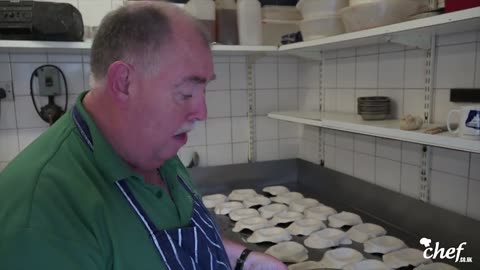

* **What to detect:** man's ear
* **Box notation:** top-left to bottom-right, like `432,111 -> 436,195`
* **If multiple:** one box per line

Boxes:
106,61 -> 132,105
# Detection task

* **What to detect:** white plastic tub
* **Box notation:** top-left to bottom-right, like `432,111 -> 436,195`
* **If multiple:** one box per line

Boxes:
262,5 -> 302,21
299,16 -> 345,41
340,0 -> 430,32
296,0 -> 349,19
349,0 -> 381,7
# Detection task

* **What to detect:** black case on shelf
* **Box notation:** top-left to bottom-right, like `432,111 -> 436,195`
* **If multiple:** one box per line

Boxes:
0,1 -> 84,41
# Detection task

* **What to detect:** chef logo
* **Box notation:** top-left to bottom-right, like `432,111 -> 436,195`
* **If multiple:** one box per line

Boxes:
420,238 -> 473,263
465,110 -> 480,130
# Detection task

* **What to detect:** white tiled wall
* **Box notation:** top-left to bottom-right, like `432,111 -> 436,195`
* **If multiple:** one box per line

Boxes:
0,1 -> 301,169
179,55 -> 301,167
315,31 -> 480,220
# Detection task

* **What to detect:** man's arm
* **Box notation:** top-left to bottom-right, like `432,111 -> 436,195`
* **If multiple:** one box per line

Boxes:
0,228 -> 106,270
223,238 -> 287,270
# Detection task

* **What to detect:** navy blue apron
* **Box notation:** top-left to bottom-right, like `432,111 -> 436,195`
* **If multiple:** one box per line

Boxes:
72,106 -> 231,270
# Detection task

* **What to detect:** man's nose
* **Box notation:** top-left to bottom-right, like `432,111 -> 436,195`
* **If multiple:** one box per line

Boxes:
189,96 -> 207,121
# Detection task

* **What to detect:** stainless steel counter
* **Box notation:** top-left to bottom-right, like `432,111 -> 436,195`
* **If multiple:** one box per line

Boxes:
189,159 -> 480,270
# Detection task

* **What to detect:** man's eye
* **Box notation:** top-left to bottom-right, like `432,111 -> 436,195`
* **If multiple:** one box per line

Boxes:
182,94 -> 193,100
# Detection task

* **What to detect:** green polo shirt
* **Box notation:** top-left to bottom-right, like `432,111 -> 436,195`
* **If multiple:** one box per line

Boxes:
0,92 -> 196,270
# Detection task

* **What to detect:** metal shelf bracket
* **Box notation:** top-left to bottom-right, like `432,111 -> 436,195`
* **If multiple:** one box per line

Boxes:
384,32 -> 432,50
247,55 -> 257,163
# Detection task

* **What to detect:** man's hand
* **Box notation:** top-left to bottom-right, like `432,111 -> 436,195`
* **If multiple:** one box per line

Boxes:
222,238 -> 287,270
243,251 -> 288,270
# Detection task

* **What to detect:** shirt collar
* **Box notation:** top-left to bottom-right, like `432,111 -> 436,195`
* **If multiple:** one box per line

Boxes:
73,91 -> 139,182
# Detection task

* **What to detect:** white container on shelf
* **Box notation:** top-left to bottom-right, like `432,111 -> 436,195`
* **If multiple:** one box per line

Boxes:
340,0 -> 430,32
216,0 -> 239,45
262,19 -> 300,45
299,16 -> 345,41
296,0 -> 349,19
262,5 -> 302,21
184,0 -> 216,42
349,0 -> 381,7
262,6 -> 300,46
237,0 -> 262,45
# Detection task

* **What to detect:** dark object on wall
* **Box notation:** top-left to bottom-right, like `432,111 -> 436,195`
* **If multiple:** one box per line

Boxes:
445,0 -> 480,12
0,1 -> 84,41
281,31 -> 302,44
30,65 -> 69,126
450,89 -> 480,103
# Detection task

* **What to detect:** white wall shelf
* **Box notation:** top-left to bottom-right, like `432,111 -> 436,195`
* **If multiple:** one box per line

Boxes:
278,7 -> 480,53
268,111 -> 480,154
0,40 -> 278,55
1,7 -> 479,55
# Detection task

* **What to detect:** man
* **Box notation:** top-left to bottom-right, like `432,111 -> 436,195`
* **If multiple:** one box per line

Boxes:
0,2 -> 287,270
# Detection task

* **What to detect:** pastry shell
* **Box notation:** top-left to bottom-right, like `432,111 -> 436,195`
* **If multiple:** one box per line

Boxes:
383,248 -> 432,269
263,185 -> 290,196
228,189 -> 257,201
319,248 -> 364,269
259,203 -> 288,219
229,208 -> 260,221
286,218 -> 326,236
232,217 -> 273,232
214,201 -> 244,215
202,194 -> 227,209
328,211 -> 363,228
347,223 -> 387,243
247,227 -> 292,243
304,228 -> 352,249
265,241 -> 309,263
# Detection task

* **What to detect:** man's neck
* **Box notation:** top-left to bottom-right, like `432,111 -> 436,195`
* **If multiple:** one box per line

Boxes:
83,90 -> 168,190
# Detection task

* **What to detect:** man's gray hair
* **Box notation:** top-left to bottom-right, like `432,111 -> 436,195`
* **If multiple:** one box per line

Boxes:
90,2 -> 210,86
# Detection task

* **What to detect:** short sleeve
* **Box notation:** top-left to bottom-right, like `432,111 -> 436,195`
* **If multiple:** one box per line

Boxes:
0,228 -> 107,270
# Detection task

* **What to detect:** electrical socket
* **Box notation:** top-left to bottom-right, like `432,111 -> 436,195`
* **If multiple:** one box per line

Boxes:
0,81 -> 13,101
37,66 -> 62,96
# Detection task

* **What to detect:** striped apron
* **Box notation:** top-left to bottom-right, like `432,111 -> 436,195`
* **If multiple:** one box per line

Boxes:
72,106 -> 231,270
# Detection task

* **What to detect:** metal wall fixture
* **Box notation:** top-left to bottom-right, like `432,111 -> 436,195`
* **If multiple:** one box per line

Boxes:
247,55 -> 257,163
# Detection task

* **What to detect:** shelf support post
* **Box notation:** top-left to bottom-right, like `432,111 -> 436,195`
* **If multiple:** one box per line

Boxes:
420,145 -> 433,202
424,35 -> 436,124
319,53 -> 325,165
247,55 -> 257,163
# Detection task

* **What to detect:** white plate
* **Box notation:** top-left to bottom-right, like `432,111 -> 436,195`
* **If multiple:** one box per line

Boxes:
304,205 -> 337,221
202,194 -> 227,209
347,223 -> 387,243
247,227 -> 292,243
271,192 -> 304,205
414,262 -> 459,270
214,201 -> 244,215
270,211 -> 304,225
229,208 -> 260,221
288,260 -> 322,270
304,228 -> 352,249
265,241 -> 309,263
243,195 -> 272,208
263,185 -> 290,196
228,189 -> 257,201
383,248 -> 432,269
259,203 -> 288,219
289,198 -> 321,212
343,259 -> 391,270
319,248 -> 364,269
286,218 -> 326,236
232,217 -> 273,232
329,211 -> 363,228
364,236 -> 407,254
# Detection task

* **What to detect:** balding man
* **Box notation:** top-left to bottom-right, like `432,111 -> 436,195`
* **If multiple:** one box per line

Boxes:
0,2 -> 286,270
